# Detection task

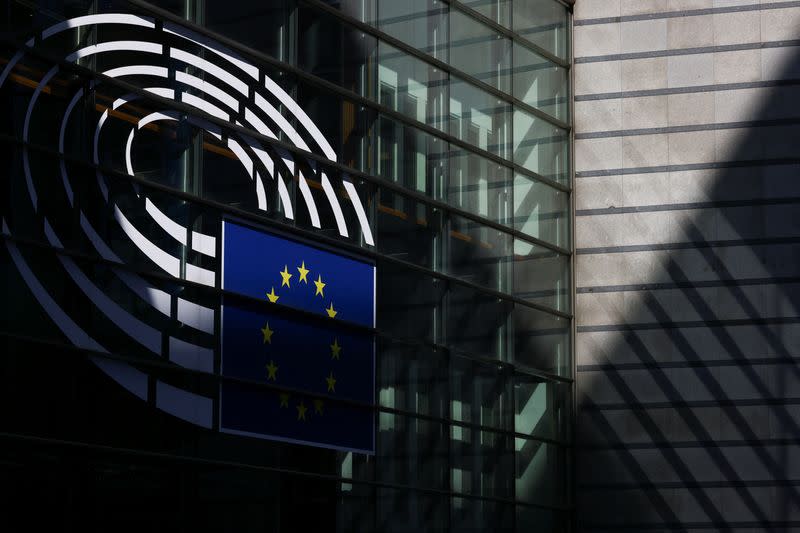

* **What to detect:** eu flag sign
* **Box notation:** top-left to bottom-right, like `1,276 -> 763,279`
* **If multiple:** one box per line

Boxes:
220,220 -> 375,453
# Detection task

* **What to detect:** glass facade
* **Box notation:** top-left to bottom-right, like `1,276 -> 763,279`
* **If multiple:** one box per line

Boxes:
0,0 -> 573,531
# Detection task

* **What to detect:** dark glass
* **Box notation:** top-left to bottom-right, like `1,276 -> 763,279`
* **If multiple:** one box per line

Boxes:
375,0 -> 449,61
446,211 -> 512,293
514,373 -> 572,443
447,147 -> 511,225
515,438 -> 571,507
513,173 -> 570,248
204,0 -> 289,59
458,0 -> 511,27
449,76 -> 511,160
450,355 -> 512,432
513,303 -> 571,377
513,239 -> 570,312
446,282 -> 512,361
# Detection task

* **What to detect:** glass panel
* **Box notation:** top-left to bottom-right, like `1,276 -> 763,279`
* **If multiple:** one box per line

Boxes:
458,0 -> 511,27
448,148 -> 511,224
375,0 -> 449,61
450,77 -> 511,159
377,488 -> 448,532
513,0 -> 569,60
377,412 -> 448,489
513,42 -> 569,122
378,42 -> 448,131
298,5 -> 377,97
453,497 -> 514,532
515,438 -> 570,507
513,303 -> 570,377
513,108 -> 569,185
517,506 -> 571,533
448,9 -> 511,93
450,428 -> 514,499
514,373 -> 571,443
513,173 -> 569,248
376,261 -> 445,344
446,212 -> 512,293
204,0 -> 288,59
446,283 -> 512,361
450,355 -> 512,432
513,240 -> 570,312
378,339 -> 448,419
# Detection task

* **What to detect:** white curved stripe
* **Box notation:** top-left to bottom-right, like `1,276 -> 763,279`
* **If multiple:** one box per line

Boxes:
156,381 -> 213,429
188,117 -> 223,140
181,92 -> 228,121
176,71 -> 239,110
146,198 -> 187,244
185,263 -> 216,287
253,92 -> 308,150
125,128 -> 135,176
264,74 -> 337,162
113,205 -> 181,277
169,336 -> 213,373
255,171 -> 267,211
4,220 -> 102,352
298,170 -> 321,228
170,47 -> 249,96
0,50 -> 24,87
81,212 -> 171,316
66,40 -> 162,63
164,22 -> 259,80
343,180 -> 375,246
243,136 -> 295,218
42,14 -> 155,39
21,65 -> 59,211
44,219 -> 162,355
58,88 -> 84,206
177,298 -> 215,335
138,111 -> 179,129
93,109 -> 108,164
244,107 -> 278,139
5,222 -> 148,400
227,138 -> 254,177
277,176 -> 295,220
144,87 -> 176,100
103,64 -> 168,79
321,172 -> 349,238
191,231 -> 217,257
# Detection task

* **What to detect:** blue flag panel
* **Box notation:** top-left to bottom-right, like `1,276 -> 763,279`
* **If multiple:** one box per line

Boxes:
220,220 -> 375,453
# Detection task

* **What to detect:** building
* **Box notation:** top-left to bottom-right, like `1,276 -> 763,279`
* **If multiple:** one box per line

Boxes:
0,0 -> 573,531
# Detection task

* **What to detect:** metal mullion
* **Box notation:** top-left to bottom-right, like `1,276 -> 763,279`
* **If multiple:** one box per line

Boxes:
0,222 -> 573,385
0,430 -> 574,512
0,330 -> 574,447
121,0 -> 571,194
299,0 -> 571,132
444,0 -> 570,68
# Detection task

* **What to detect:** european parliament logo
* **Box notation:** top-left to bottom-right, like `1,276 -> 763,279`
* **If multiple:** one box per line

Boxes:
221,221 -> 376,453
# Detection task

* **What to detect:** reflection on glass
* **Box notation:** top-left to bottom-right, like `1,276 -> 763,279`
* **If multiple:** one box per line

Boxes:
378,42 -> 447,131
450,77 -> 511,159
514,374 -> 571,443
447,212 -> 512,292
459,0 -> 511,27
448,148 -> 511,224
513,173 -> 569,248
513,42 -> 569,122
513,303 -> 570,377
204,0 -> 288,59
513,240 -> 570,312
449,9 -> 511,92
515,438 -> 569,507
375,0 -> 448,61
513,108 -> 569,184
513,0 -> 569,60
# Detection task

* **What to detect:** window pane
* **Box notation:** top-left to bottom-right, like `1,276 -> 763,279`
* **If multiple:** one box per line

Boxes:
450,77 -> 511,159
459,0 -> 511,27
447,212 -> 512,293
513,239 -> 570,312
513,0 -> 569,60
204,0 -> 288,59
514,374 -> 572,443
513,303 -> 570,377
513,173 -> 569,248
513,108 -> 569,184
449,9 -> 511,93
513,42 -> 569,122
448,149 -> 511,224
375,0 -> 448,61
515,438 -> 570,507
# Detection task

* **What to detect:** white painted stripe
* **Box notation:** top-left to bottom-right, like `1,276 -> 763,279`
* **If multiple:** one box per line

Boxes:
321,172 -> 349,238
343,180 -> 375,246
146,198 -> 187,243
66,40 -> 162,63
176,70 -> 239,110
169,336 -> 214,373
156,381 -> 213,428
170,47 -> 249,96
42,14 -> 154,39
298,170 -> 321,228
113,205 -> 181,278
185,263 -> 216,287
163,22 -> 259,80
103,64 -> 168,79
181,92 -> 228,121
177,298 -> 215,335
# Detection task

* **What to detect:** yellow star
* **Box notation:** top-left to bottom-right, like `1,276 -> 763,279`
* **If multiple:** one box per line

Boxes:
297,261 -> 310,283
325,371 -> 336,392
279,393 -> 289,407
266,287 -> 279,303
313,399 -> 324,415
330,338 -> 342,359
314,275 -> 326,297
261,322 -> 274,344
266,360 -> 278,381
326,302 -> 337,318
280,265 -> 292,288
296,401 -> 307,421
